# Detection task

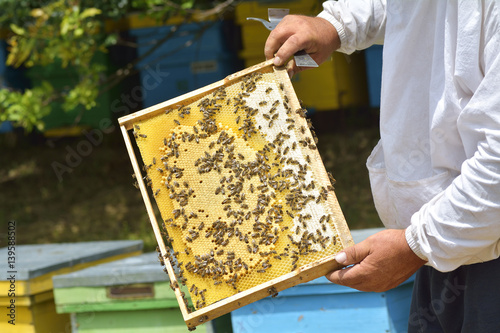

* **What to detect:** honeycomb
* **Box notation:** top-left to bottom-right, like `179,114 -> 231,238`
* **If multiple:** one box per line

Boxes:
131,67 -> 344,310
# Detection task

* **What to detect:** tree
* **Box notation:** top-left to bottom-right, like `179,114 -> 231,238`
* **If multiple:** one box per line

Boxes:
0,0 -> 235,132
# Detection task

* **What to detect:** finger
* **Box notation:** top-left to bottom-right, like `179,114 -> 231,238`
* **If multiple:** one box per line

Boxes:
287,56 -> 315,77
334,241 -> 371,266
264,31 -> 285,61
325,265 -> 373,292
286,59 -> 297,78
325,244 -> 371,288
264,16 -> 298,61
325,264 -> 353,285
273,34 -> 306,67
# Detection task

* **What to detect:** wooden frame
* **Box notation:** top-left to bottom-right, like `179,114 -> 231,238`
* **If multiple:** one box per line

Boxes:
118,60 -> 354,330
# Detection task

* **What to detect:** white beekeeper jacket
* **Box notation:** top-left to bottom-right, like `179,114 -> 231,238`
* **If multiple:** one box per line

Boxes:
318,0 -> 500,272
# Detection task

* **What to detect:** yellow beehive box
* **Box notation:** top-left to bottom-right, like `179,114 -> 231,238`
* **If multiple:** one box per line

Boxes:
118,60 -> 353,330
235,1 -> 368,111
234,0 -> 320,24
0,240 -> 142,333
235,0 -> 320,51
241,50 -> 368,111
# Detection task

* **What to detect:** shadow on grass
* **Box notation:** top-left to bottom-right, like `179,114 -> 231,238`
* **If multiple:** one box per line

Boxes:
0,129 -> 157,250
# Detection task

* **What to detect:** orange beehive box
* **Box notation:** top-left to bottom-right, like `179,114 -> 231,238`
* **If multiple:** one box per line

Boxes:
118,60 -> 353,330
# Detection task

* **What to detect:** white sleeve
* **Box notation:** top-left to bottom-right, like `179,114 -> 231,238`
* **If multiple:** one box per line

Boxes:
405,34 -> 500,272
317,0 -> 386,54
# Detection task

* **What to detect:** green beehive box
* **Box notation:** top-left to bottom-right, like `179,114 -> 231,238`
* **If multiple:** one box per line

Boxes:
53,252 -> 231,333
0,240 -> 143,333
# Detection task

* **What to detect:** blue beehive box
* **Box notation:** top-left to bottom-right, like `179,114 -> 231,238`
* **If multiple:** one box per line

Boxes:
364,45 -> 383,108
231,228 -> 415,333
0,40 -> 14,133
130,20 -> 241,108
0,121 -> 13,133
0,40 -> 5,79
1,40 -> 31,92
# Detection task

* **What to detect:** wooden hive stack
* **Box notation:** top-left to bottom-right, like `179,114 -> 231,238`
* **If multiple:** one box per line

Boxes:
118,60 -> 354,330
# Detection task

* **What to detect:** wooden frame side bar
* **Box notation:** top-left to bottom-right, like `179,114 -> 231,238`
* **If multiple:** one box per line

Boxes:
119,125 -> 190,318
272,66 -> 354,249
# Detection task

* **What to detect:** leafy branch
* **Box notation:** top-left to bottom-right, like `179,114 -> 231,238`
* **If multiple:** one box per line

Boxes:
0,0 -> 236,132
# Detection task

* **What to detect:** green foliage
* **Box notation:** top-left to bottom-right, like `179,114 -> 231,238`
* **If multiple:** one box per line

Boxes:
62,64 -> 105,112
131,0 -> 210,22
0,0 -> 115,131
0,81 -> 54,132
0,0 -> 47,28
0,0 -> 230,132
6,1 -> 106,68
0,0 -> 131,27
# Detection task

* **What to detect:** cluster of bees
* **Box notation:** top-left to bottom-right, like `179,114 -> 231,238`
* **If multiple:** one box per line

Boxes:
135,69 -> 339,314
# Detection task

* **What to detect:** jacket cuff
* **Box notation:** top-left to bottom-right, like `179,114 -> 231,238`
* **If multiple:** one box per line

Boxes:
405,225 -> 428,261
317,10 -> 351,54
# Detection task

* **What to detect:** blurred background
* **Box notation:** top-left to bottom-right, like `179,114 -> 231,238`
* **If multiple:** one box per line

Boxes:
0,0 -> 384,252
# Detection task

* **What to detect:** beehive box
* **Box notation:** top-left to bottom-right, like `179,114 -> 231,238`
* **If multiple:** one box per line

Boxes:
231,228 -> 415,333
235,1 -> 368,112
0,240 -> 143,333
118,60 -> 353,330
364,45 -> 384,108
129,19 -> 241,108
53,252 -> 219,333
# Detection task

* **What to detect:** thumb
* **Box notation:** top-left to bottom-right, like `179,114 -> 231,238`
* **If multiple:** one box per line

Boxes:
334,242 -> 370,266
286,58 -> 308,78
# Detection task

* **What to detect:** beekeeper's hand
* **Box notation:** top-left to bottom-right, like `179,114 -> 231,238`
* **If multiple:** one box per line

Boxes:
325,229 -> 427,292
264,15 -> 340,77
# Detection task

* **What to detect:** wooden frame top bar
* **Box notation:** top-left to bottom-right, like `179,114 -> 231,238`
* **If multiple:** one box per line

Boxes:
119,59 -> 276,130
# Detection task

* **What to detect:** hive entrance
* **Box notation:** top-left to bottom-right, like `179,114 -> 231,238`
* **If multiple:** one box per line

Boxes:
119,60 -> 353,329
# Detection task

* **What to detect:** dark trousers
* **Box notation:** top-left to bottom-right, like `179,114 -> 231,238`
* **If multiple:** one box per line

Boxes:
408,256 -> 500,333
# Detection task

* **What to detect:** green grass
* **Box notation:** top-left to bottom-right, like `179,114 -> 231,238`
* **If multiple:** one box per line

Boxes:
0,130 -> 158,250
0,118 -> 382,251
